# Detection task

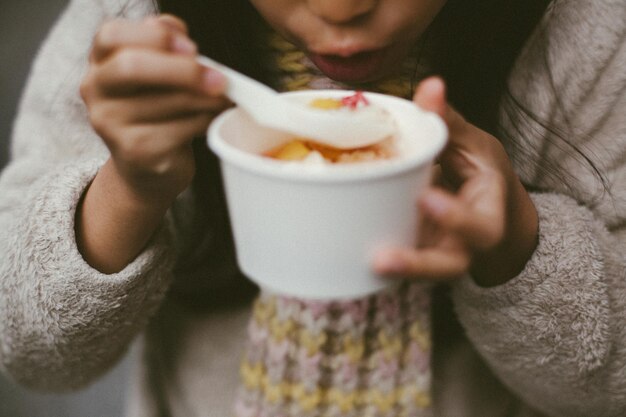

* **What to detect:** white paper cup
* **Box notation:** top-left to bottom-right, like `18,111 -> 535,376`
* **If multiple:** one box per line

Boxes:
208,90 -> 447,300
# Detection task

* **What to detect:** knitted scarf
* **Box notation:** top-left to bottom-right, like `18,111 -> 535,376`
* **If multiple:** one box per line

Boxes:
234,33 -> 434,417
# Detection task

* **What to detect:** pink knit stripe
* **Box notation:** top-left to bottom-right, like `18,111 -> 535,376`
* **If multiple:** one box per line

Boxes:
236,282 -> 432,416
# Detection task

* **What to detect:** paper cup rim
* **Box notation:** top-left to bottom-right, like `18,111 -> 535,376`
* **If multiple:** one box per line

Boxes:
208,90 -> 447,183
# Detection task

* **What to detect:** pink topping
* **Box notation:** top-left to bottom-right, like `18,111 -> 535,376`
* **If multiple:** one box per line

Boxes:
341,91 -> 369,109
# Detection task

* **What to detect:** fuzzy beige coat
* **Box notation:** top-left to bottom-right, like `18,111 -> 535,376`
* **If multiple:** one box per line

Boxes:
1,0 -> 625,416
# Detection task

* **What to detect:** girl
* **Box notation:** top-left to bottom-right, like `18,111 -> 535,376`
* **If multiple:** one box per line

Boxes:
1,0 -> 624,416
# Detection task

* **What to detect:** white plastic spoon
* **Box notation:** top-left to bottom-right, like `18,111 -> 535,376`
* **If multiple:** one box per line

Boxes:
197,55 -> 396,149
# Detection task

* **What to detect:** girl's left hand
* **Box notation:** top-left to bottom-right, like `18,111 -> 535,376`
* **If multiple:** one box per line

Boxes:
373,77 -> 539,287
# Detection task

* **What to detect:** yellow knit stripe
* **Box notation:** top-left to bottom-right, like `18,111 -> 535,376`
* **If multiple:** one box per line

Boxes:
376,329 -> 404,360
257,320 -> 428,362
277,51 -> 308,72
284,74 -> 315,91
252,297 -> 276,322
409,321 -> 431,351
240,361 -> 431,412
341,334 -> 365,361
268,33 -> 297,52
253,299 -> 430,359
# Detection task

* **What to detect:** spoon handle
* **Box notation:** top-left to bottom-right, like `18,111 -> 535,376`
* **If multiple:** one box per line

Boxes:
197,55 -> 287,120
197,55 -> 397,148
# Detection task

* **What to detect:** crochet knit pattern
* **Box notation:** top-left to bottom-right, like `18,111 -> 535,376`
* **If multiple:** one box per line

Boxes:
234,32 -> 434,417
235,283 -> 432,417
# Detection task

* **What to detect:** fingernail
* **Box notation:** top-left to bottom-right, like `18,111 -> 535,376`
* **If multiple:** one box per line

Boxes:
426,76 -> 445,93
171,36 -> 196,54
202,69 -> 226,94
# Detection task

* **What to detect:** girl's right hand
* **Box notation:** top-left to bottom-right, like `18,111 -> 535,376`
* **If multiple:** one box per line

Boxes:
80,15 -> 229,205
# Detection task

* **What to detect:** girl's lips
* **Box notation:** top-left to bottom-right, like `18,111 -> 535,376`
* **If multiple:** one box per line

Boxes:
308,48 -> 391,83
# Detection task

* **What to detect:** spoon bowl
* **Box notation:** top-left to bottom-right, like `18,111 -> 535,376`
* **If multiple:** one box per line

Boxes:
197,55 -> 396,149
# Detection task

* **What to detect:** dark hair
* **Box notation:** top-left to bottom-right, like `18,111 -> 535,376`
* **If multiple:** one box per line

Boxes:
157,0 -> 269,80
429,0 -> 551,134
155,0 -> 555,283
157,0 -> 550,132
149,2 -> 616,415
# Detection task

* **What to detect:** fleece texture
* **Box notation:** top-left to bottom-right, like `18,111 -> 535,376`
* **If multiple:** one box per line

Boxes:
1,0 -> 625,416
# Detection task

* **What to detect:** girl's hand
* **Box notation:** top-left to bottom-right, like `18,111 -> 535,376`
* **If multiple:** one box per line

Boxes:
373,77 -> 539,287
80,15 -> 229,205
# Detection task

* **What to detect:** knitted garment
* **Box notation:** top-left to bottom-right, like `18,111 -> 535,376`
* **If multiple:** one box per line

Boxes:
234,33 -> 434,417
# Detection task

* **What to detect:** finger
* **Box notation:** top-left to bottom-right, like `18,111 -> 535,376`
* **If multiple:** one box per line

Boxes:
107,112 -> 216,158
93,92 -> 230,125
92,49 -> 225,96
133,112 -> 216,150
413,77 -> 473,143
413,76 -> 446,118
419,181 -> 506,251
91,17 -> 196,63
373,245 -> 470,281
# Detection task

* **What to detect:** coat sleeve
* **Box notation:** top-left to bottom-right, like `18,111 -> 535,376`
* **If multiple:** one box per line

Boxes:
0,0 -> 175,392
452,2 -> 626,416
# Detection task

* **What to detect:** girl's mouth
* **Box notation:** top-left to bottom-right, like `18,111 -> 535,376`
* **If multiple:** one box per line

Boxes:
307,48 -> 391,83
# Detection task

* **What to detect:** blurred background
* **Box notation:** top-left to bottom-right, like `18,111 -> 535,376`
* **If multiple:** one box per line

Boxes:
0,1 -> 132,416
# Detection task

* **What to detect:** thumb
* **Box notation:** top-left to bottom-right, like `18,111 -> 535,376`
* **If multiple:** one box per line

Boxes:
413,76 -> 447,118
413,76 -> 470,144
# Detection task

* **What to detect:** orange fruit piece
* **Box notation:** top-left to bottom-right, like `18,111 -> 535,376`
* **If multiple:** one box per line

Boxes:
272,140 -> 311,160
308,98 -> 344,110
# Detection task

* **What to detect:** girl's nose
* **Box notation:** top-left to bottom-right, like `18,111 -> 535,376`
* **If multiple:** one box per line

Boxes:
307,0 -> 377,24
